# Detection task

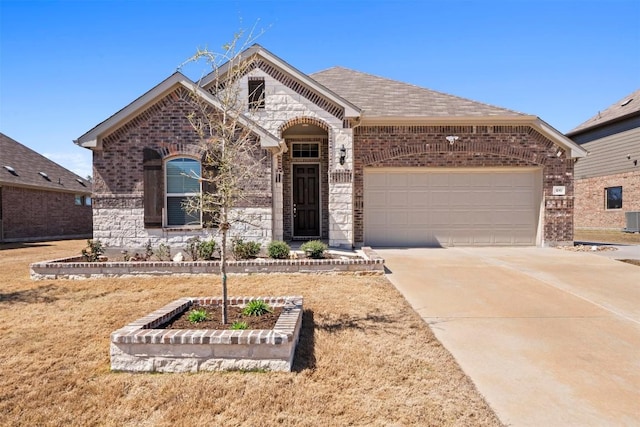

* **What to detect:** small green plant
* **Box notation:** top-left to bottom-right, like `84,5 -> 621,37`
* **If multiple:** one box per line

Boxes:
230,321 -> 249,330
300,240 -> 328,259
187,307 -> 208,324
242,300 -> 273,317
267,240 -> 290,259
81,239 -> 105,262
155,243 -> 171,261
185,236 -> 201,261
198,239 -> 217,260
232,238 -> 261,260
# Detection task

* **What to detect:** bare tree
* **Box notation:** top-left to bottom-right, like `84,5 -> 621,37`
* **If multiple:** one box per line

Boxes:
180,30 -> 267,324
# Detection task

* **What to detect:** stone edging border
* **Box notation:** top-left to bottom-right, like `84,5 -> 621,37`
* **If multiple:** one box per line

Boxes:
111,296 -> 303,346
30,247 -> 385,280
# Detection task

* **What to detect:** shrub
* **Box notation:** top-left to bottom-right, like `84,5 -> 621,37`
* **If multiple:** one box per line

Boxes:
230,321 -> 248,330
185,237 -> 201,261
81,239 -> 105,262
267,240 -> 290,259
155,243 -> 171,261
242,300 -> 273,317
187,307 -> 208,324
300,240 -> 328,259
232,238 -> 261,260
198,239 -> 217,260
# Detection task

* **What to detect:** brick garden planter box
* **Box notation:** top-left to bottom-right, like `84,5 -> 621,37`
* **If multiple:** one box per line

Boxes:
110,296 -> 303,373
29,248 -> 384,280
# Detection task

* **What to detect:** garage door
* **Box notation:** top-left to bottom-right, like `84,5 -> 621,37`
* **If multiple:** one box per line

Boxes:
364,168 -> 542,247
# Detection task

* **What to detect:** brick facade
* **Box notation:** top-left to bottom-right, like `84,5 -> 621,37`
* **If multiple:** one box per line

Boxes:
81,50 -> 580,249
1,186 -> 92,241
93,87 -> 272,248
574,171 -> 640,229
353,125 -> 575,245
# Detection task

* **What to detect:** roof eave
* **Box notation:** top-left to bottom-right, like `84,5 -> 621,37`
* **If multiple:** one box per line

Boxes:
532,118 -> 587,158
566,110 -> 640,138
75,73 -> 191,151
75,72 -> 279,150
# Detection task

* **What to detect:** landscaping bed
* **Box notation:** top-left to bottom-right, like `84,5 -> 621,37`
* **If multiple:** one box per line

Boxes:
30,248 -> 384,280
111,296 -> 303,373
2,240 -> 501,426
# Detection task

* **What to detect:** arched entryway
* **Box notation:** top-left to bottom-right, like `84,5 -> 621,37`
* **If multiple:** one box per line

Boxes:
280,118 -> 330,241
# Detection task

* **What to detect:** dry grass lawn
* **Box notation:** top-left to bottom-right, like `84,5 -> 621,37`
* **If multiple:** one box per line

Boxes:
0,240 -> 501,426
574,229 -> 640,245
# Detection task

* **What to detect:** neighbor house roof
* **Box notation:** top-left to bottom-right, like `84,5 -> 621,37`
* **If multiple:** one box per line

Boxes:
0,133 -> 91,193
311,66 -> 525,118
567,88 -> 640,136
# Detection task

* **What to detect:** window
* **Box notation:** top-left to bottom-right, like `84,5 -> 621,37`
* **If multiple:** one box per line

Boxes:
292,143 -> 319,158
166,157 -> 201,226
75,195 -> 91,206
248,78 -> 265,110
605,186 -> 622,210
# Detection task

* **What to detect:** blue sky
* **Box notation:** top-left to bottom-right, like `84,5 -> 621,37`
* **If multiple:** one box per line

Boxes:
1,0 -> 639,178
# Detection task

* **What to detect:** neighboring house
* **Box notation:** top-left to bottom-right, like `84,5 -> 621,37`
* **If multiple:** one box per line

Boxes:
568,89 -> 640,230
0,133 -> 93,242
75,44 -> 586,249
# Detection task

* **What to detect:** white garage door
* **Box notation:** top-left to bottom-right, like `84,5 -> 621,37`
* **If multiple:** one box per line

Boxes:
364,168 -> 542,247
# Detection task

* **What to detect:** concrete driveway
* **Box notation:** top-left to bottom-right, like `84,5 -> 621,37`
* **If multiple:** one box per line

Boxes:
377,247 -> 640,427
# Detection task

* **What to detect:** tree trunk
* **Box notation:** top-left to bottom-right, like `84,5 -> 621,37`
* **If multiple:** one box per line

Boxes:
220,221 -> 228,325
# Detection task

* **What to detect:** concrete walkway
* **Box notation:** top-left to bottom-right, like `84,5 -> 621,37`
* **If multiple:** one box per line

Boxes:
377,247 -> 640,427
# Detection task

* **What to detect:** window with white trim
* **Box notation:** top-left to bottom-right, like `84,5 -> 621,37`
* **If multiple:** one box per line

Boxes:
165,157 -> 201,226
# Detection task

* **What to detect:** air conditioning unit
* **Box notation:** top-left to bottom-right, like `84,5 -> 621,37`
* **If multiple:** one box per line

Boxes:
624,211 -> 640,233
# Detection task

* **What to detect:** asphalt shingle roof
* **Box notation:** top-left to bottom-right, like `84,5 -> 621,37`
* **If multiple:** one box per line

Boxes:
567,88 -> 640,135
0,133 -> 91,193
310,66 -> 525,118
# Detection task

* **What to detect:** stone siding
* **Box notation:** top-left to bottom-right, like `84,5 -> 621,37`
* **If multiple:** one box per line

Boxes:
1,186 -> 92,242
353,125 -> 575,246
574,170 -> 640,229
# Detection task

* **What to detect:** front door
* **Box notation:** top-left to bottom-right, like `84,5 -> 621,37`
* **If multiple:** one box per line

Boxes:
293,164 -> 320,237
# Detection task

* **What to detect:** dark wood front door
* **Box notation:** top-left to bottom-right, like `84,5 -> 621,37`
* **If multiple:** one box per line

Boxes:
293,164 -> 320,237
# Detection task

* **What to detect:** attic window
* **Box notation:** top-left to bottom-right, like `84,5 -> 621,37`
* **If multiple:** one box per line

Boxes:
3,165 -> 17,176
248,78 -> 265,110
39,171 -> 51,181
621,98 -> 633,107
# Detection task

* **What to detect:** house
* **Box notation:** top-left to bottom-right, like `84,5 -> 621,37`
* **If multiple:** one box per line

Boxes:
567,89 -> 640,231
0,133 -> 92,242
75,44 -> 586,250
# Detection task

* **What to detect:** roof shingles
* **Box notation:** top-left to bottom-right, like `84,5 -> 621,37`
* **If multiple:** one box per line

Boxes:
0,133 -> 91,193
568,88 -> 640,135
310,66 -> 525,118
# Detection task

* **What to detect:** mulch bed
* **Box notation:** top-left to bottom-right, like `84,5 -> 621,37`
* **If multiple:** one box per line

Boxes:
161,304 -> 283,330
